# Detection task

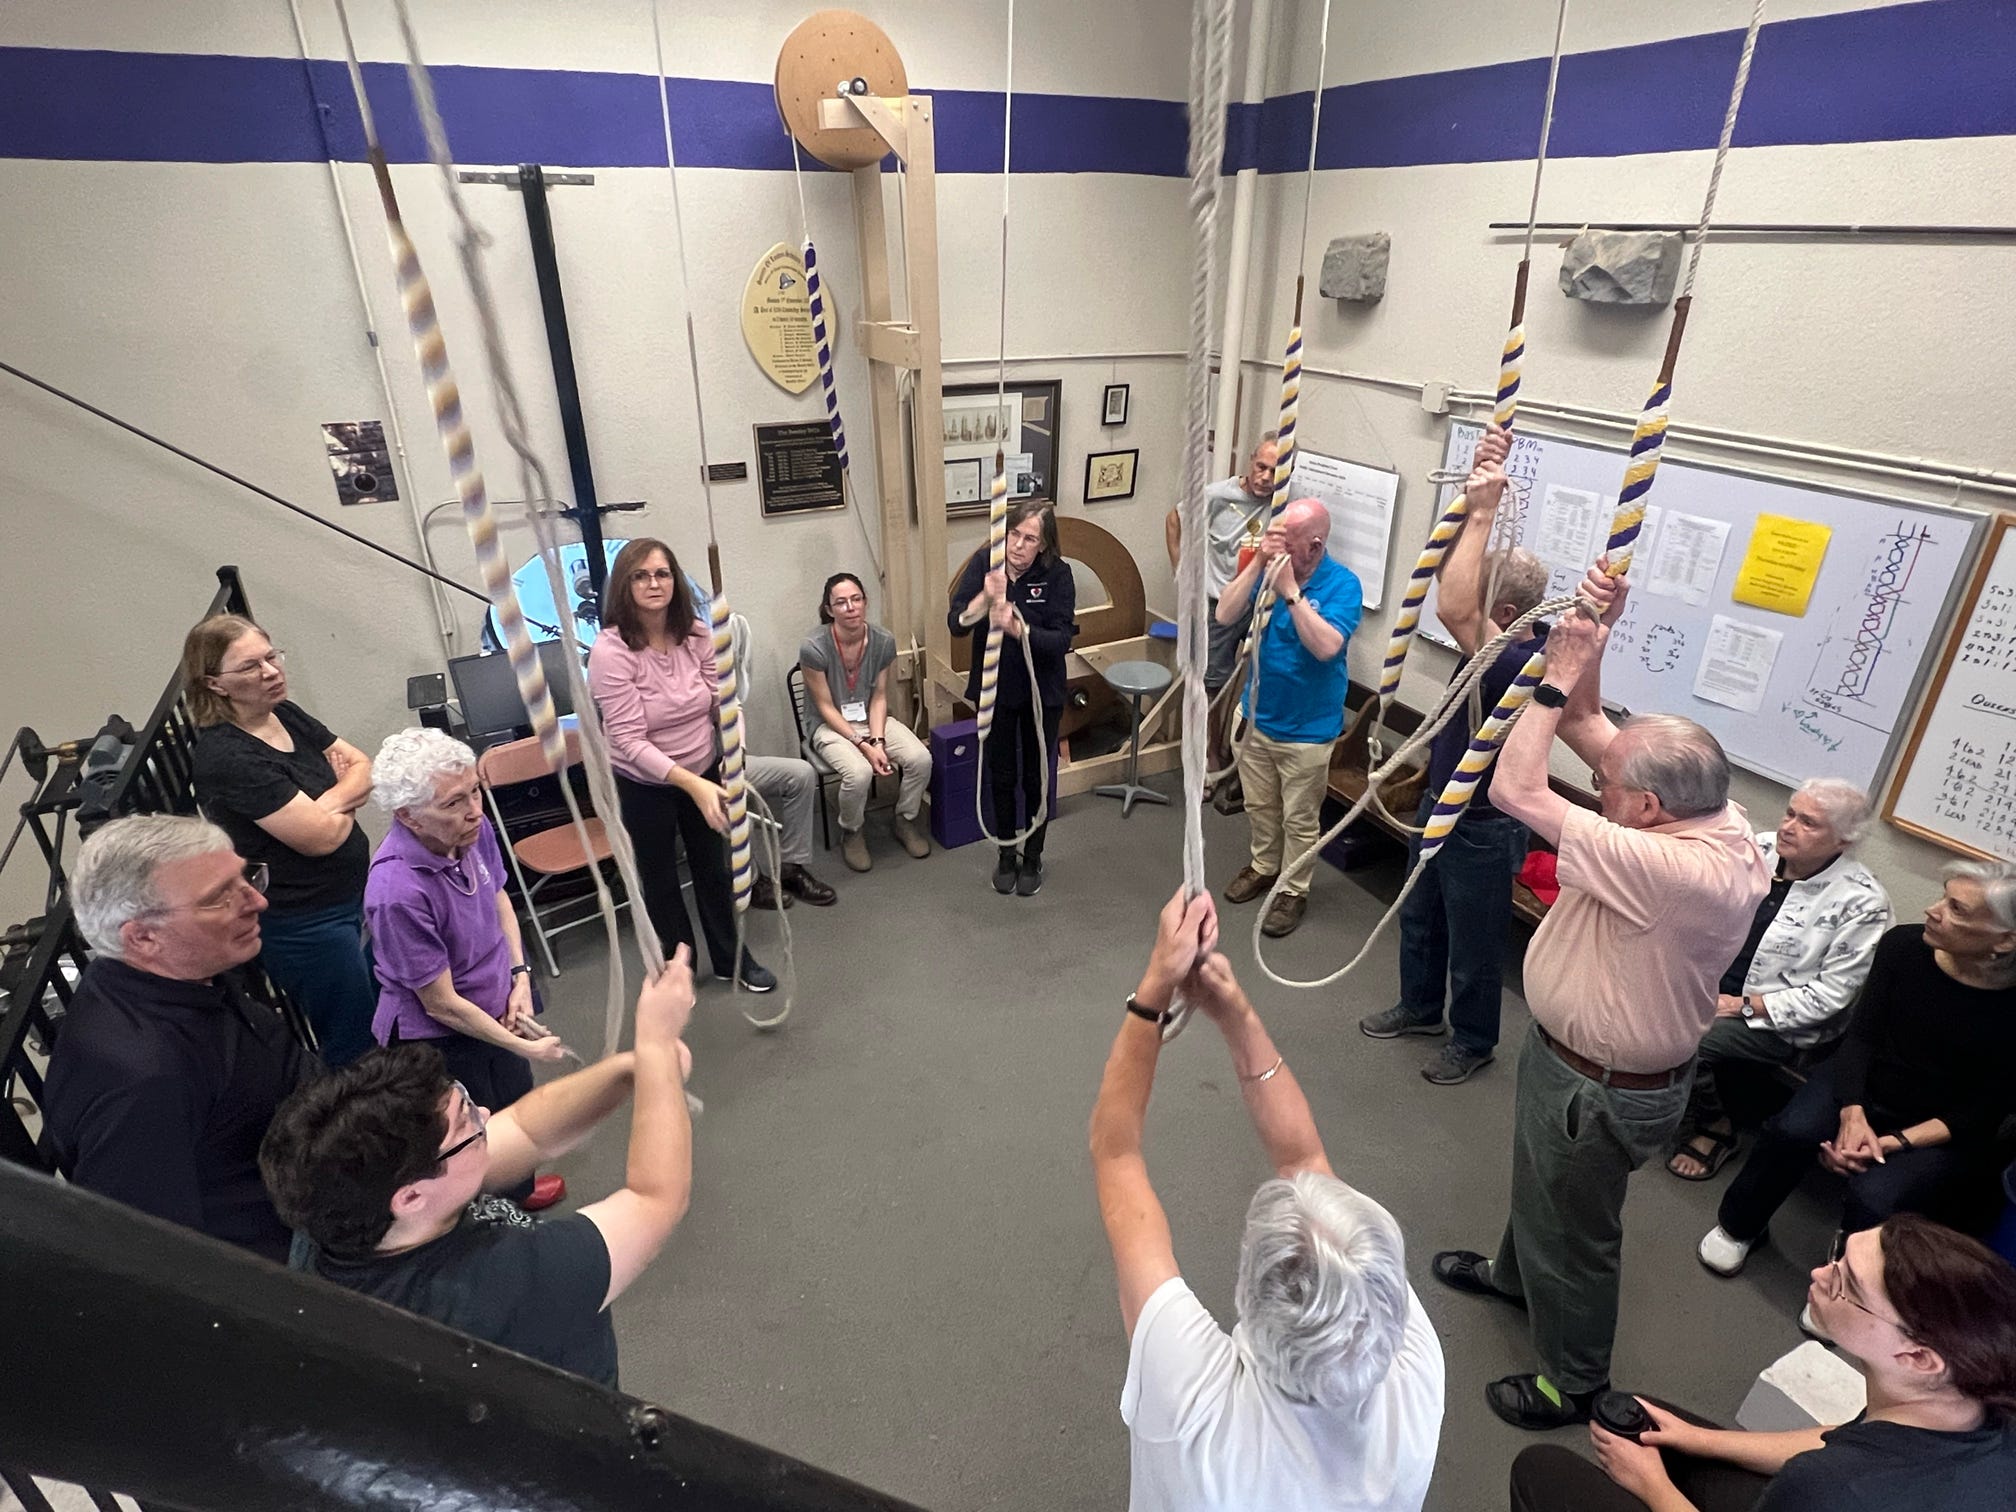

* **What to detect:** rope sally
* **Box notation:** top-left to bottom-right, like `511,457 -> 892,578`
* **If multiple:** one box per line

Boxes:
1250,0 -> 1769,988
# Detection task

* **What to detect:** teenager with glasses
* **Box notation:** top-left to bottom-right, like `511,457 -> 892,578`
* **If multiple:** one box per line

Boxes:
184,613 -> 378,1064
1508,1213 -> 2016,1511
587,538 -> 776,993
44,815 -> 313,1262
262,946 -> 699,1387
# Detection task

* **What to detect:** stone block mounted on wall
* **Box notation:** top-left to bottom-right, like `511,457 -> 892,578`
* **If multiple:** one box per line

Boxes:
1558,230 -> 1683,306
1319,232 -> 1390,302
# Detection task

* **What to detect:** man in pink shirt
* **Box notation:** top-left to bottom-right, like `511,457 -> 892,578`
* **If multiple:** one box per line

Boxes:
1429,563 -> 1768,1430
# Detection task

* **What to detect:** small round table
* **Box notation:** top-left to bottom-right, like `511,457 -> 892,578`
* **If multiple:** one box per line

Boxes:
1094,660 -> 1174,817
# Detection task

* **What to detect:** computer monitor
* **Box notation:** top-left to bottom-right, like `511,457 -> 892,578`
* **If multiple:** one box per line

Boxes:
447,641 -> 581,739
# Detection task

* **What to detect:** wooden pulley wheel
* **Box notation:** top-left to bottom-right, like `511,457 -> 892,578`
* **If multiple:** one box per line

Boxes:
774,10 -> 909,169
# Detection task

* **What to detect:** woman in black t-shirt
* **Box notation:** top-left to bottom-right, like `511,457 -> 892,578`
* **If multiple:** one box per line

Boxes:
1510,1214 -> 2016,1512
185,615 -> 376,1064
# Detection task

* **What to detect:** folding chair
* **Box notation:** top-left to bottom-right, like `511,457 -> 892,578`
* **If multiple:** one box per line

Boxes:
476,729 -> 623,978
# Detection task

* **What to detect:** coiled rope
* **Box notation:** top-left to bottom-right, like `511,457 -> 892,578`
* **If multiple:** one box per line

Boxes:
1249,0 -> 1770,989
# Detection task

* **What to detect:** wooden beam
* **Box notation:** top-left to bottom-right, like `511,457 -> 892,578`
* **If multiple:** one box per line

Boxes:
851,163 -> 917,723
856,320 -> 921,369
818,96 -> 909,162
901,97 -> 953,728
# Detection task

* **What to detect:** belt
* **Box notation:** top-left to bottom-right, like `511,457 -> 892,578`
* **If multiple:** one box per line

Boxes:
1538,1026 -> 1690,1091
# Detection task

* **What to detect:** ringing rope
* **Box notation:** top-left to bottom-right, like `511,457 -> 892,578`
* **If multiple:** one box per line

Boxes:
961,0 -> 1056,850
340,0 -> 786,1052
1247,0 -> 1772,989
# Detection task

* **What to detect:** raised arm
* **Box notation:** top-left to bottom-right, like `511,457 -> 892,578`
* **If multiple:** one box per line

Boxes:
1186,953 -> 1330,1178
1089,889 -> 1216,1337
1493,567 -> 1622,843
1215,550 -> 1265,626
1434,426 -> 1512,656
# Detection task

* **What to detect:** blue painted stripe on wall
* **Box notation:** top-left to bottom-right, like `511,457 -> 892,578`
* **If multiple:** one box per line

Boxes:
0,1 -> 2008,173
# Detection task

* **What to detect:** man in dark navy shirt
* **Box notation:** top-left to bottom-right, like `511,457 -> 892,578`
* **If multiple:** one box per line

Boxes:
43,814 -> 311,1262
1361,426 -> 1547,1086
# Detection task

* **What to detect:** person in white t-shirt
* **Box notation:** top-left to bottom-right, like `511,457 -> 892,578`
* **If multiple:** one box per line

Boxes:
1090,889 -> 1446,1512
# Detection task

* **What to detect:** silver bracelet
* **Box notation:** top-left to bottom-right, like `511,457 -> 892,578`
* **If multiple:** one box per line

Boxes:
1240,1055 -> 1285,1084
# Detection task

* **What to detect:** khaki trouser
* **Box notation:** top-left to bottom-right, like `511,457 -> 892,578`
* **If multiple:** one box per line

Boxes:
1238,729 -> 1332,896
809,719 -> 933,831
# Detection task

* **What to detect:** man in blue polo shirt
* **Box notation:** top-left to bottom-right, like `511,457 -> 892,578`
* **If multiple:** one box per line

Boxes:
1218,498 -> 1363,938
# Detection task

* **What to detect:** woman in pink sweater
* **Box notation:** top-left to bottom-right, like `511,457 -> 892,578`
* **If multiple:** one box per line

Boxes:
587,538 -> 775,993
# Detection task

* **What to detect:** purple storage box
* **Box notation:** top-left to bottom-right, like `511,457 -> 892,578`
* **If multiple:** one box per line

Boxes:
929,717 -> 1060,850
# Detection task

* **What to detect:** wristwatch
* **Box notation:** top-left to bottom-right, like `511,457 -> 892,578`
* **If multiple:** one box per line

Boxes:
1125,992 -> 1174,1026
510,963 -> 532,980
1284,591 -> 1303,607
1740,996 -> 1763,1021
1531,681 -> 1569,709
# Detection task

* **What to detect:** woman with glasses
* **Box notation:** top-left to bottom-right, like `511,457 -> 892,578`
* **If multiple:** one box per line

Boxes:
800,571 -> 934,873
949,501 -> 1077,897
587,538 -> 776,993
185,615 -> 377,1064
1509,1213 -> 2016,1511
1699,860 -> 2016,1312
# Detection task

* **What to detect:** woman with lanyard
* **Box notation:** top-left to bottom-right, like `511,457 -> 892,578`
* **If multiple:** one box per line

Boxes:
184,615 -> 377,1065
949,501 -> 1078,898
587,537 -> 776,994
799,572 -> 934,874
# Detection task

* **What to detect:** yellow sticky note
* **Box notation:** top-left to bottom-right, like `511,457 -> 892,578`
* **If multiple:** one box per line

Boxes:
1733,514 -> 1833,617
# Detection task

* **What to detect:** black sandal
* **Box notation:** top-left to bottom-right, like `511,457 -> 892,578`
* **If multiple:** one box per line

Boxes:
1666,1127 -> 1739,1182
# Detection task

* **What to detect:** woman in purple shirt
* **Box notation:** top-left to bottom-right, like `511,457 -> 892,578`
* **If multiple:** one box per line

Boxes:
587,539 -> 775,994
363,727 -> 568,1210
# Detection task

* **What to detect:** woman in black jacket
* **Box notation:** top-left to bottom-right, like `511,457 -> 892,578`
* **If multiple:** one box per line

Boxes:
949,501 -> 1077,897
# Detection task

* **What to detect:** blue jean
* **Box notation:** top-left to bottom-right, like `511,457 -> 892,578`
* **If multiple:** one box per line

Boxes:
258,901 -> 376,1066
1396,794 -> 1527,1055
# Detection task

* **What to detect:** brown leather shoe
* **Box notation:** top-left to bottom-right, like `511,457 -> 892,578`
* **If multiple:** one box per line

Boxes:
781,862 -> 837,906
1224,865 -> 1278,904
1261,892 -> 1307,938
749,874 -> 793,911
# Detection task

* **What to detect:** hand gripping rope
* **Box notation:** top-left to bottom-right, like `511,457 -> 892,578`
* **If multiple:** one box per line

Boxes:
1249,0 -> 1770,990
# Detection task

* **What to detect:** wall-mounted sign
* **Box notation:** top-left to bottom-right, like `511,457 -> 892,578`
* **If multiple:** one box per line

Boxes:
741,243 -> 820,394
754,421 -> 845,516
322,420 -> 398,506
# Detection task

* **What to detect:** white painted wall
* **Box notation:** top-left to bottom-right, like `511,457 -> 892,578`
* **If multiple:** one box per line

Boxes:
0,0 -> 1195,926
1233,0 -> 2016,914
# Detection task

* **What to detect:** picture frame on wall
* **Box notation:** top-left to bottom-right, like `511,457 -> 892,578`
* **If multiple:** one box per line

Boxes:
1084,448 -> 1139,503
938,378 -> 1061,516
1101,383 -> 1129,426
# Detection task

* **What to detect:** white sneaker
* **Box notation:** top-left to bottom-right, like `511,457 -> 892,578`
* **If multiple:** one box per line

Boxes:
1798,1302 -> 1833,1342
1697,1225 -> 1755,1276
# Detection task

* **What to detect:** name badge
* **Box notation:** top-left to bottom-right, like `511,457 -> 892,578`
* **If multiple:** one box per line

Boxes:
842,699 -> 869,725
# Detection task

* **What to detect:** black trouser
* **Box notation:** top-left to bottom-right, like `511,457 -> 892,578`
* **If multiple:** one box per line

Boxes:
1510,1403 -> 1769,1512
985,702 -> 1061,861
1718,1054 -> 1982,1241
615,767 -> 739,978
393,1027 -> 535,1201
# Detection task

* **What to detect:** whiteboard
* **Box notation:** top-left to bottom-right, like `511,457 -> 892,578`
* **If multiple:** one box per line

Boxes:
1885,514 -> 2016,859
1289,448 -> 1399,611
1424,420 -> 1985,791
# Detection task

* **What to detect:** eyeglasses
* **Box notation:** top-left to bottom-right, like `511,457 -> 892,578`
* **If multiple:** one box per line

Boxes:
220,649 -> 286,677
828,594 -> 866,609
435,1081 -> 489,1164
630,568 -> 676,585
160,861 -> 268,914
1823,1232 -> 1908,1331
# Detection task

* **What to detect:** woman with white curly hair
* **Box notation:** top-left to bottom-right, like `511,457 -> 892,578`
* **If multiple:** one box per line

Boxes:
362,726 -> 570,1210
1090,890 -> 1444,1511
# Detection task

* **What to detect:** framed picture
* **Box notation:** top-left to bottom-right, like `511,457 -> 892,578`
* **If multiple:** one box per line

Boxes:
1102,383 -> 1129,426
1084,448 -> 1139,503
937,378 -> 1061,516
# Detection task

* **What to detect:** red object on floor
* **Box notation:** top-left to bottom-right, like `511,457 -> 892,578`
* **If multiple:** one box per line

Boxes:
1517,850 -> 1560,906
524,1173 -> 567,1212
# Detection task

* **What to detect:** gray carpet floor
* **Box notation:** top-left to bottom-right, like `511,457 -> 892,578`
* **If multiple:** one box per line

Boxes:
531,777 -> 1837,1511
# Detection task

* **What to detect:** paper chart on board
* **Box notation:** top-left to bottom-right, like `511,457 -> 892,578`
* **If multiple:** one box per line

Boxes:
1642,511 -> 1731,607
1692,613 -> 1783,714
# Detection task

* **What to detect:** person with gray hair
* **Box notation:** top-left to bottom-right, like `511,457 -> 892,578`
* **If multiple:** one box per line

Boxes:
42,813 -> 312,1261
363,727 -> 570,1212
1092,890 -> 1444,1511
1702,858 -> 2016,1323
1432,562 -> 1770,1431
1667,777 -> 1893,1181
1361,426 -> 1540,1084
